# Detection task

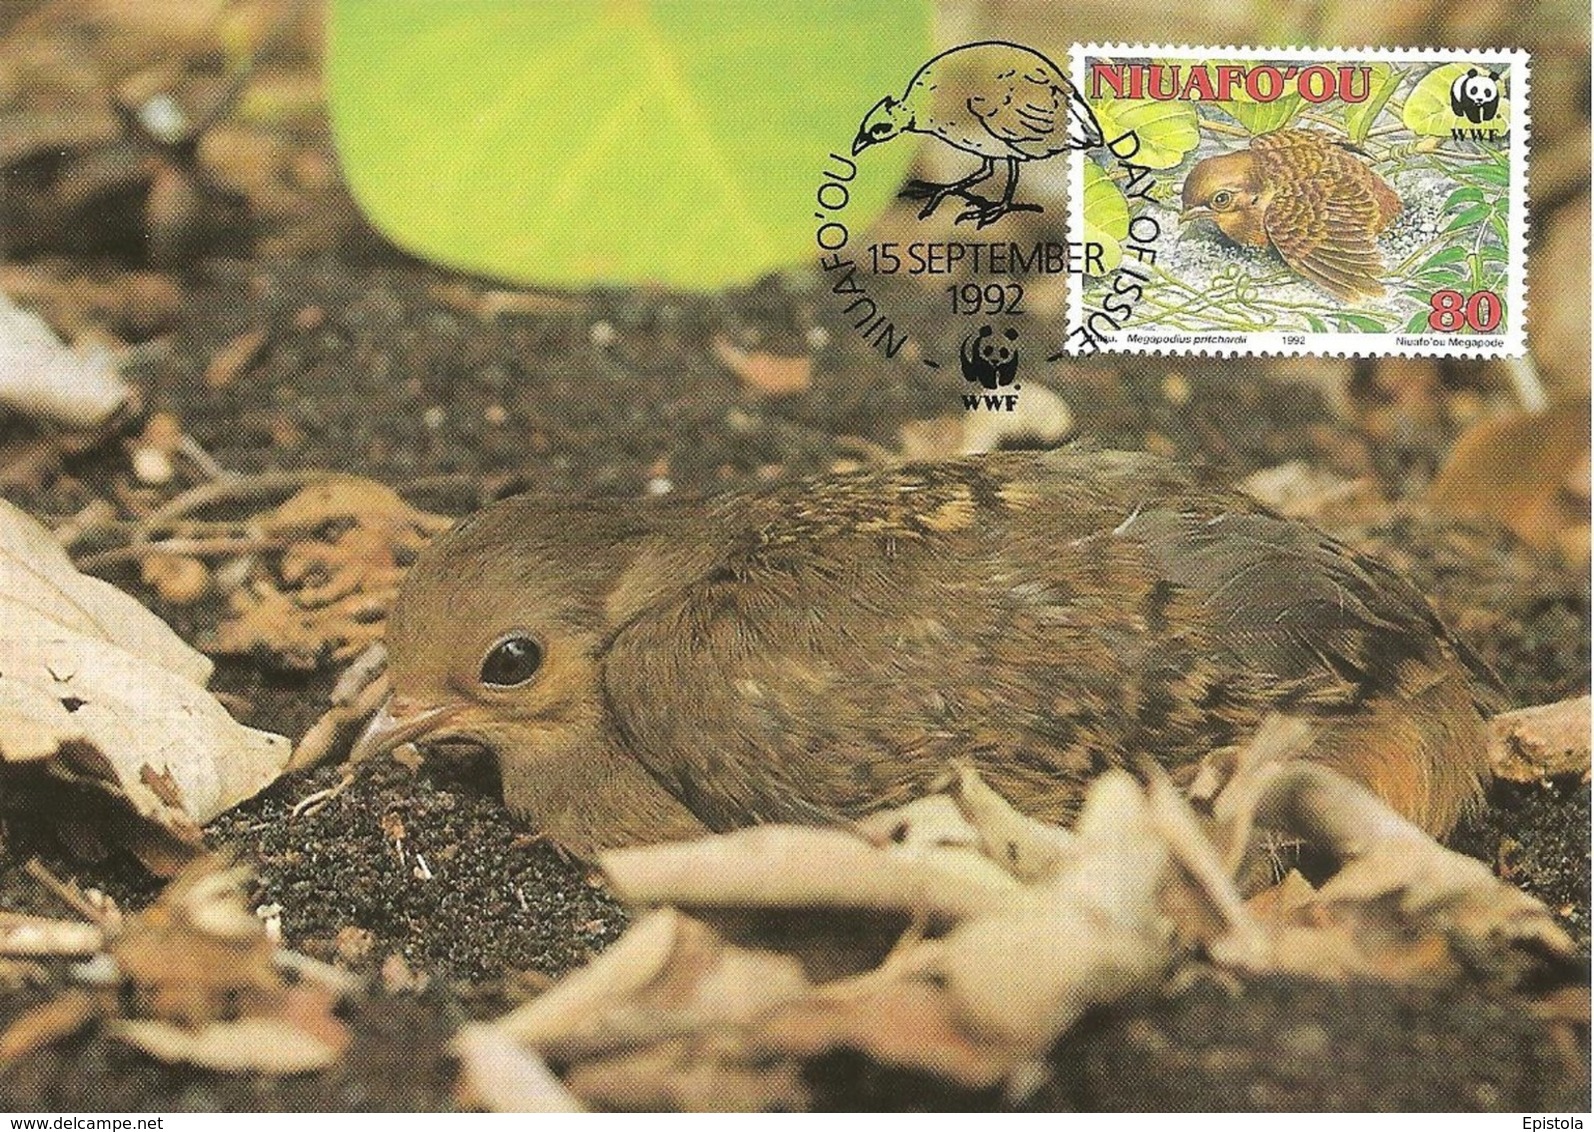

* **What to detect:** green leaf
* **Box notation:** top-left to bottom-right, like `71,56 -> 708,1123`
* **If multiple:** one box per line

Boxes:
1080,159 -> 1129,275
1417,246 -> 1468,273
1443,186 -> 1485,209
326,0 -> 932,289
1304,313 -> 1326,332
1444,203 -> 1491,233
1212,72 -> 1304,136
1402,62 -> 1511,137
1089,96 -> 1200,169
1406,309 -> 1433,333
1468,159 -> 1511,185
1336,313 -> 1386,332
1488,212 -> 1510,248
1344,63 -> 1401,145
1416,270 -> 1465,289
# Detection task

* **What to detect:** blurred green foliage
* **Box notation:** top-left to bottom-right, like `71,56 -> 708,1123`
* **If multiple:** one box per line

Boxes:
327,0 -> 931,289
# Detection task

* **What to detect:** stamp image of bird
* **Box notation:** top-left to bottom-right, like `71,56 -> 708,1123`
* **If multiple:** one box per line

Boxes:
852,41 -> 1103,228
356,449 -> 1493,861
1180,129 -> 1402,301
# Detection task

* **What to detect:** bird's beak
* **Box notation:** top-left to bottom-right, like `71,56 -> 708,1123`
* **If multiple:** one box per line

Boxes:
349,695 -> 467,764
852,130 -> 875,157
1179,205 -> 1211,224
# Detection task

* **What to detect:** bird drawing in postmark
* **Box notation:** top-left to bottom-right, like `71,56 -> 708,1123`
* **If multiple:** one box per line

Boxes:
853,40 -> 1104,229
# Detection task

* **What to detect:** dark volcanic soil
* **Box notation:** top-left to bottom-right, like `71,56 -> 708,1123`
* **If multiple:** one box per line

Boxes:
0,249 -> 1586,1112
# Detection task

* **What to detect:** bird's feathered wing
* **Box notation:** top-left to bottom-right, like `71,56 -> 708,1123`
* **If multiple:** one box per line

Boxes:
966,60 -> 1102,156
1256,129 -> 1402,301
601,450 -> 1485,834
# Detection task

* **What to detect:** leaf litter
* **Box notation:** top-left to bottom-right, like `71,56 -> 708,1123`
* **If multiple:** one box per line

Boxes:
209,475 -> 454,669
0,857 -> 356,1074
457,718 -> 1579,1111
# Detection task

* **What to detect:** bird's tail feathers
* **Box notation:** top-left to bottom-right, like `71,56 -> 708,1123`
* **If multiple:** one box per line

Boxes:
1065,88 -> 1104,149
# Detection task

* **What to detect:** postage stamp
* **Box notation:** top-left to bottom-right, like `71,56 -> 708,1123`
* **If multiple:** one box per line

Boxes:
1067,46 -> 1529,356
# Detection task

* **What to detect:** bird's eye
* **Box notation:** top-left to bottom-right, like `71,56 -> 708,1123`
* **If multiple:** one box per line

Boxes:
480,636 -> 543,688
1211,190 -> 1233,208
871,122 -> 892,136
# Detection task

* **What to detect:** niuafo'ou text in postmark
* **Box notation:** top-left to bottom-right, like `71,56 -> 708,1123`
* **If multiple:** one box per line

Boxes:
1067,46 -> 1529,357
811,40 -> 1111,419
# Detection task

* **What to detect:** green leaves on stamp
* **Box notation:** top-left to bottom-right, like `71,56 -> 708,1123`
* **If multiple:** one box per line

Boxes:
1211,85 -> 1303,136
1080,160 -> 1130,275
1080,92 -> 1196,277
1343,64 -> 1401,145
1089,96 -> 1200,168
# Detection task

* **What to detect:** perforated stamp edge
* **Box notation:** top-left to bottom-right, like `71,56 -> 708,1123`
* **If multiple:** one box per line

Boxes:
1064,44 -> 1530,359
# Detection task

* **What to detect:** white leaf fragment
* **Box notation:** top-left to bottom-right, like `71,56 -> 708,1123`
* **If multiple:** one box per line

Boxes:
105,1017 -> 339,1074
0,296 -> 132,429
0,500 -> 290,838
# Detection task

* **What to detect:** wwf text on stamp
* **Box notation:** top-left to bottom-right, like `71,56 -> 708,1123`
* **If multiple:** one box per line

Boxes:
1067,46 -> 1529,357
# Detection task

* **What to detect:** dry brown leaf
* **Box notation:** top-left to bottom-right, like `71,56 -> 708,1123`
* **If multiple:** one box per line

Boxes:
0,858 -> 356,1072
203,326 -> 269,389
928,772 -> 1175,1052
478,737 -> 1579,1111
1239,461 -> 1386,525
854,793 -> 982,852
139,553 -> 211,605
898,385 -> 1073,461
754,981 -> 1012,1090
939,760 -> 1071,882
0,912 -> 104,957
493,909 -> 687,1049
711,336 -> 812,396
1428,398 -> 1590,555
0,990 -> 98,1062
0,500 -> 290,849
213,476 -> 452,669
112,862 -> 282,1026
504,910 -> 811,1064
0,499 -> 208,683
0,295 -> 131,428
601,825 -> 1025,924
1487,696 -> 1591,783
563,1039 -> 809,1112
1211,754 -> 1577,983
959,385 -> 1073,454
493,771 -> 1185,1106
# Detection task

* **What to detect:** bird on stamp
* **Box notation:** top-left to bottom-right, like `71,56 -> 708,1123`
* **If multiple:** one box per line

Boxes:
1180,128 -> 1402,302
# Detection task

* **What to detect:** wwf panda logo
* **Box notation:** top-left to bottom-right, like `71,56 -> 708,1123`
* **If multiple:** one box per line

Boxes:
959,325 -> 1020,389
1450,68 -> 1501,124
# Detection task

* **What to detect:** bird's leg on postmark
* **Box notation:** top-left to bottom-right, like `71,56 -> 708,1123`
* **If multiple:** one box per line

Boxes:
957,156 -> 1043,229
897,155 -> 996,219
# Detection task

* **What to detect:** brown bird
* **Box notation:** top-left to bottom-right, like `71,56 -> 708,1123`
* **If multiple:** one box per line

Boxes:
354,449 -> 1491,859
1180,128 -> 1402,301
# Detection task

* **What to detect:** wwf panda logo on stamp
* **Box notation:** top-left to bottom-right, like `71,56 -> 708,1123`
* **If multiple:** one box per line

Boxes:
1067,45 -> 1528,357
